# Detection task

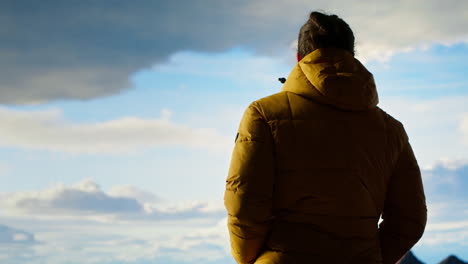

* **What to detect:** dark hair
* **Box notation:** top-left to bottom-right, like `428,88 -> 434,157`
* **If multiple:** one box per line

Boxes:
298,11 -> 355,58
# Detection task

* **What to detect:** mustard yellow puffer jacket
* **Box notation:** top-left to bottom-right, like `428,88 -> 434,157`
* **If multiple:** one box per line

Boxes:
224,48 -> 427,264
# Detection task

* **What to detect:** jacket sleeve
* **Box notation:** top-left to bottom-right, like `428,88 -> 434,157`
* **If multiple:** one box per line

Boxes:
224,102 -> 276,264
379,125 -> 427,264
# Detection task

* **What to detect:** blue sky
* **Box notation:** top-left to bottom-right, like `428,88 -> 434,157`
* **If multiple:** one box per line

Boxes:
0,1 -> 468,264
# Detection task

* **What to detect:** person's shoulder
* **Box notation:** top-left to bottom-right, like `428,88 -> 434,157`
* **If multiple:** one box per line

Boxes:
249,91 -> 290,121
376,106 -> 408,141
376,107 -> 403,127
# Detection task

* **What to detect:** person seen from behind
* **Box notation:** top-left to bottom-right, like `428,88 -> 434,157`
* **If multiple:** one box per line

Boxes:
224,10 -> 427,264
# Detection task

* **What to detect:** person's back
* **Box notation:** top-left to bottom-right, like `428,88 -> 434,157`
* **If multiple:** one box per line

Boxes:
224,11 -> 427,264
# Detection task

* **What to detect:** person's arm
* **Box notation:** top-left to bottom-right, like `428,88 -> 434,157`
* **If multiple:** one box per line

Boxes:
224,102 -> 276,264
379,126 -> 427,264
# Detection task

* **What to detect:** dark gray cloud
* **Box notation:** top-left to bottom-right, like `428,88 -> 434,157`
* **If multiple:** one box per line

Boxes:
1,0 -> 271,104
7,180 -> 142,214
1,0 -> 467,104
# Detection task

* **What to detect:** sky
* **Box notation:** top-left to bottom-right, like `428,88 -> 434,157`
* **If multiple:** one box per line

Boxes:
0,1 -> 467,263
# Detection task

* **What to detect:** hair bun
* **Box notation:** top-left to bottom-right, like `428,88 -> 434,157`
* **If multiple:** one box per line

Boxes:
298,11 -> 355,57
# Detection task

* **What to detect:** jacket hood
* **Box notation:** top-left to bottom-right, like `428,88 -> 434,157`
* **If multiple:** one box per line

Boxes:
281,48 -> 378,111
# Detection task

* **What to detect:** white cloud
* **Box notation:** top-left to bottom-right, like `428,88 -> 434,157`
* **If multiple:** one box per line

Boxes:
426,220 -> 468,232
0,213 -> 231,264
427,201 -> 468,222
243,0 -> 468,63
419,229 -> 468,246
411,159 -> 468,247
0,179 -> 142,215
421,160 -> 468,200
180,217 -> 231,256
0,179 -> 225,222
108,185 -> 161,204
461,114 -> 468,145
424,158 -> 468,171
387,158 -> 468,248
1,166 -> 468,263
0,107 -> 231,154
0,178 -> 230,263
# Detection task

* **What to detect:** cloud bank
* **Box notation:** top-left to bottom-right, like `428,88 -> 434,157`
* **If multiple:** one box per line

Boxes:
0,219 -> 233,264
1,0 -> 467,103
0,161 -> 467,264
0,107 -> 230,154
417,160 -> 468,250
0,180 -> 229,263
0,179 -> 225,221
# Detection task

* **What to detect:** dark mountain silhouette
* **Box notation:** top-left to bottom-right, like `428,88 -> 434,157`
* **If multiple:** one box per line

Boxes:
397,251 -> 467,264
439,255 -> 468,264
400,251 -> 425,264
